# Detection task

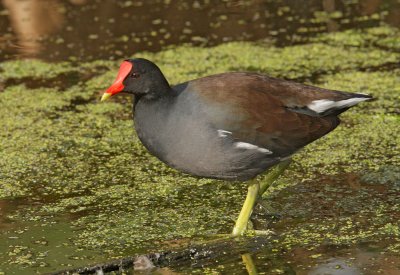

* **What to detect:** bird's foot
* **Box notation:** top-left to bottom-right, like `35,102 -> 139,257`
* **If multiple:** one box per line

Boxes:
229,229 -> 275,237
252,229 -> 275,236
254,200 -> 282,221
230,221 -> 275,237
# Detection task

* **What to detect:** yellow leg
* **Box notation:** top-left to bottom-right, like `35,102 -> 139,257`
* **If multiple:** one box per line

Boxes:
259,159 -> 291,196
232,160 -> 291,236
232,179 -> 259,236
241,253 -> 258,275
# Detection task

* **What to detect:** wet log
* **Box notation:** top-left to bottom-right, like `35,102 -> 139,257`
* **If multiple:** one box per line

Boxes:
49,235 -> 275,274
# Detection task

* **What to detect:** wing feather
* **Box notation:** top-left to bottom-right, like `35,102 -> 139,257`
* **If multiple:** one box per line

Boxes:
185,72 -> 344,157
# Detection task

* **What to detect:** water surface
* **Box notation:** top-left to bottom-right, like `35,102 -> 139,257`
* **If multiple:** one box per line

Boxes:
0,0 -> 399,274
0,0 -> 399,61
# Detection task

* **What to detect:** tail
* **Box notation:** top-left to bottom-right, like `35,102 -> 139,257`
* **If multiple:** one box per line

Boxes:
306,92 -> 373,116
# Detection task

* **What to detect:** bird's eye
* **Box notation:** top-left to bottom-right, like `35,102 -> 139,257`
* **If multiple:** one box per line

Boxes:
131,72 -> 140,78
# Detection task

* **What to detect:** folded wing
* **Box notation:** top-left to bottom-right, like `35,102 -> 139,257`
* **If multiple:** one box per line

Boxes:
186,72 -> 371,157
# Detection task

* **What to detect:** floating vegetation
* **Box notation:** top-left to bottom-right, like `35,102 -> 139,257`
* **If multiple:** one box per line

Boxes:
0,25 -> 399,274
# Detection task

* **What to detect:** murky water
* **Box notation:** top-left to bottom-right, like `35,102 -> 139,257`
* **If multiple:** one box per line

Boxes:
0,0 -> 399,274
0,0 -> 399,61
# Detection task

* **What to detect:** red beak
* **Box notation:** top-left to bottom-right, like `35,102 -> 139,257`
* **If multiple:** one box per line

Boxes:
101,61 -> 133,101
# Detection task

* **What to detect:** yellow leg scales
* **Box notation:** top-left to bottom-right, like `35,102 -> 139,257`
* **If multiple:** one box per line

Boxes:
232,179 -> 259,236
231,159 -> 291,236
241,253 -> 259,275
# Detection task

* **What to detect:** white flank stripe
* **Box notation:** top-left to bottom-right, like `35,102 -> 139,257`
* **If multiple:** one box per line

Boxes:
308,98 -> 369,113
218,130 -> 273,154
217,129 -> 232,137
234,142 -> 273,154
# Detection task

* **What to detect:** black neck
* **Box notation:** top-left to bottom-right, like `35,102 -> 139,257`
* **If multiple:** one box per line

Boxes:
133,83 -> 174,107
143,67 -> 172,97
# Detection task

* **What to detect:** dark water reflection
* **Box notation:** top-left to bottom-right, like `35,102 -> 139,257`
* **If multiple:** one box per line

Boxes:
0,0 -> 399,62
220,243 -> 399,274
117,239 -> 400,274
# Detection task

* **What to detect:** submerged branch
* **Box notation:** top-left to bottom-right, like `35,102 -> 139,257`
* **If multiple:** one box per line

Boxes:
49,235 -> 274,274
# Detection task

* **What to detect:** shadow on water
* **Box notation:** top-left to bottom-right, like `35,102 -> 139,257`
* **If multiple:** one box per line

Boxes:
0,65 -> 108,91
0,0 -> 399,61
0,197 -> 32,230
3,72 -> 86,91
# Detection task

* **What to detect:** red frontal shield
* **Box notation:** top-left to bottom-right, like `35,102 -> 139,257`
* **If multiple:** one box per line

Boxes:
105,61 -> 133,96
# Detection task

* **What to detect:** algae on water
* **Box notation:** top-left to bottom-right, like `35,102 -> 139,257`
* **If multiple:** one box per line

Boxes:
0,26 -> 399,273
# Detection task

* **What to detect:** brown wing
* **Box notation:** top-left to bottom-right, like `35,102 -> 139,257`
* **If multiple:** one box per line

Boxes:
189,72 -> 341,157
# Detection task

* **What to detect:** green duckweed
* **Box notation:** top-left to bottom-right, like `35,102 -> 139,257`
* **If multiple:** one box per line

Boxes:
0,25 -> 399,273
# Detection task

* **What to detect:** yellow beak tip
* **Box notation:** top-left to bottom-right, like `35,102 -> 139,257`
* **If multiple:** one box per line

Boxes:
101,93 -> 112,102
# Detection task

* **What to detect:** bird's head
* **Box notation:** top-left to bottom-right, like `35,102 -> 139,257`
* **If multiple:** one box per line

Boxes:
101,58 -> 169,101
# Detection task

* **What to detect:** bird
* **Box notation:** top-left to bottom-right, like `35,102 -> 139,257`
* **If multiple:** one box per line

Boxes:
101,58 -> 372,236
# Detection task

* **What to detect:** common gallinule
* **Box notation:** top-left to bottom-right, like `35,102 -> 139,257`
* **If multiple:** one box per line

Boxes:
101,59 -> 371,236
